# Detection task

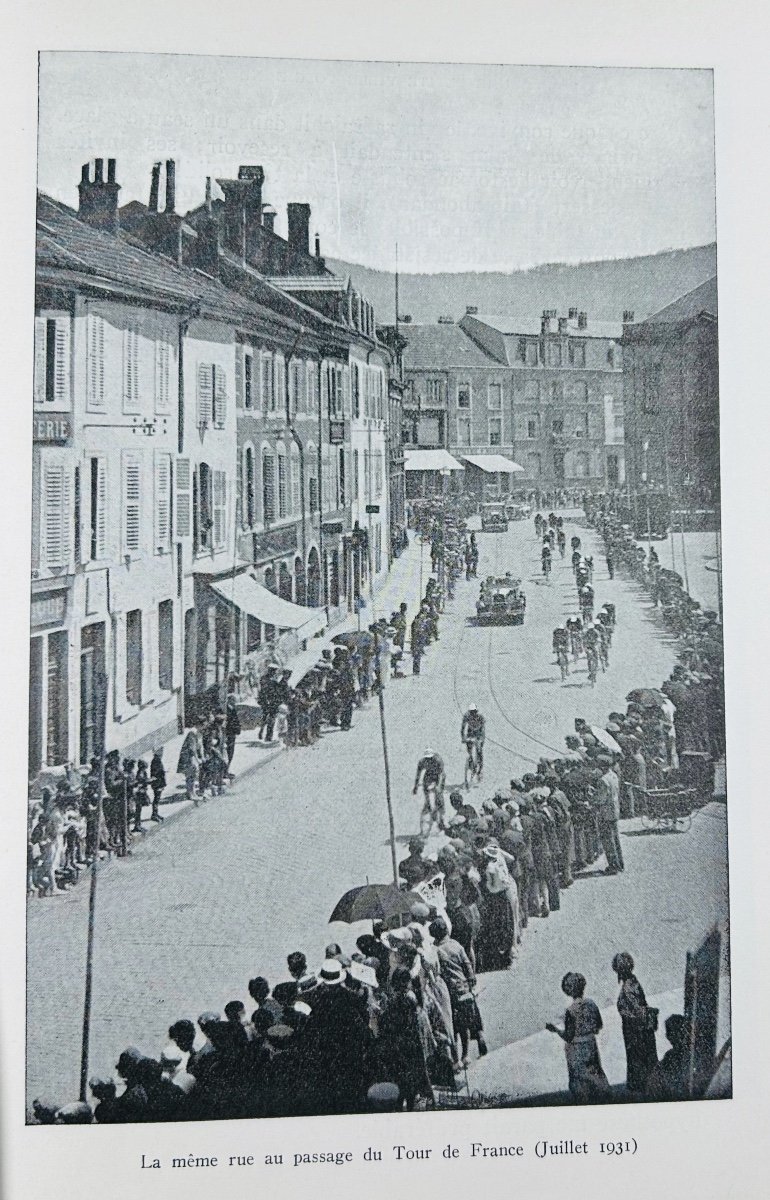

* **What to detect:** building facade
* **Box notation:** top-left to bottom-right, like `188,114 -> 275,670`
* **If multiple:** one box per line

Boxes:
400,308 -> 625,496
621,277 -> 719,512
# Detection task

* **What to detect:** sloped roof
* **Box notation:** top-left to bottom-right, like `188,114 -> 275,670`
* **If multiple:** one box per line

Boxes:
402,323 -> 503,369
471,312 -> 623,340
633,276 -> 717,327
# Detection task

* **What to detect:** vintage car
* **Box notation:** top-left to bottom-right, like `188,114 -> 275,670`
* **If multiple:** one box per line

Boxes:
475,574 -> 527,625
504,499 -> 531,521
480,502 -> 509,532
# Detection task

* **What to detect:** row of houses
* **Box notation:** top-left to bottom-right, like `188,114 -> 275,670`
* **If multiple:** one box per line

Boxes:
32,158 -> 405,778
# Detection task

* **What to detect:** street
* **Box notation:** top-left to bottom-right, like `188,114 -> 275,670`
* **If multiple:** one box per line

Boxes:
26,509 -> 729,1107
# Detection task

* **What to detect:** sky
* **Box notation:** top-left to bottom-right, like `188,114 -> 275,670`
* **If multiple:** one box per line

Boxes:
37,54 -> 716,273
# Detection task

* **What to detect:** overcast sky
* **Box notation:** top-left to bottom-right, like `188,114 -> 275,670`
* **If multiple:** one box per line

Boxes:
38,54 -> 715,273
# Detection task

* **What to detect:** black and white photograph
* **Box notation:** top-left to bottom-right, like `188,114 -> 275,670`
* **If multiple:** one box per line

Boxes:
25,50 -> 731,1128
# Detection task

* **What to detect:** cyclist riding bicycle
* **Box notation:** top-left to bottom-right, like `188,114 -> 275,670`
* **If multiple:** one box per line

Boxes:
552,625 -> 570,679
541,543 -> 552,576
461,704 -> 486,779
413,748 -> 447,834
557,528 -> 566,558
566,615 -> 584,660
583,622 -> 599,684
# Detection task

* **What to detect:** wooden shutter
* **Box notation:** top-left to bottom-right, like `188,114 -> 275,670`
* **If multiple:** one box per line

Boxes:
175,457 -> 191,538
275,355 -> 285,411
123,322 -> 140,413
87,313 -> 105,410
213,364 -> 227,427
262,452 -> 275,522
155,338 -> 171,413
53,318 -> 71,408
122,452 -> 142,556
291,446 -> 300,514
95,457 -> 107,560
235,344 -> 244,409
197,362 -> 212,429
43,461 -> 70,570
34,317 -> 47,407
154,452 -> 172,553
212,470 -> 227,549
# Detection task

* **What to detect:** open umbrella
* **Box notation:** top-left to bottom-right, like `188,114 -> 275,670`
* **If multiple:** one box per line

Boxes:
332,630 -> 375,651
590,726 -> 622,755
329,884 -> 422,925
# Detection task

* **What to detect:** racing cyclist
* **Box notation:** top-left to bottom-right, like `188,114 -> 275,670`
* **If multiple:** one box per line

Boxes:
461,704 -> 486,778
413,748 -> 447,834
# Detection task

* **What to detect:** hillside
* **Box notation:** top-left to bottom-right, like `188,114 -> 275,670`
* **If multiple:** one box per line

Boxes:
328,244 -> 717,326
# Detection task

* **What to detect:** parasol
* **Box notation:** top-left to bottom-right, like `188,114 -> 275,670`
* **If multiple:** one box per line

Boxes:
332,630 -> 375,651
329,883 -> 423,925
626,687 -> 668,709
590,726 -> 623,755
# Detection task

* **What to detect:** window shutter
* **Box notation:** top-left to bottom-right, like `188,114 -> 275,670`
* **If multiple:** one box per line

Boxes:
34,317 -> 47,407
175,457 -> 191,538
214,364 -> 227,427
95,457 -> 107,560
53,318 -> 71,408
43,462 -> 70,570
122,452 -> 142,556
123,322 -> 140,413
275,355 -> 285,411
197,362 -> 212,429
235,344 -> 244,409
262,453 -> 275,522
291,447 -> 300,514
154,452 -> 172,553
154,338 -> 171,413
212,470 -> 227,549
87,313 -> 105,410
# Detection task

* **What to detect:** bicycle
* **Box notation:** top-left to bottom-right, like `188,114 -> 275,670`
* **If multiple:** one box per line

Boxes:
419,780 -> 447,837
542,555 -> 552,580
556,646 -> 569,682
586,648 -> 598,687
464,738 -> 484,789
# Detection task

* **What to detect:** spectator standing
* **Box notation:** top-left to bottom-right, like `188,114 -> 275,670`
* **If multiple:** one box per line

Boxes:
225,695 -> 241,771
612,952 -> 659,1095
149,748 -> 165,823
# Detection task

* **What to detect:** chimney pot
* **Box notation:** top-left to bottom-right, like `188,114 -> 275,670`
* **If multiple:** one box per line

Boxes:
558,316 -> 568,333
287,202 -> 311,255
623,309 -> 635,324
149,162 -> 161,212
107,158 -> 116,183
466,306 -> 478,315
205,176 -> 212,213
81,162 -> 90,184
315,232 -> 321,258
78,156 -> 120,234
568,307 -> 578,319
262,205 -> 276,233
94,158 -> 104,183
165,159 -> 176,213
577,311 -> 587,330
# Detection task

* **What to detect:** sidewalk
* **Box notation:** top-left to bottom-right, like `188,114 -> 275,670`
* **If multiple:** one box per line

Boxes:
141,533 -> 430,833
466,976 -> 731,1103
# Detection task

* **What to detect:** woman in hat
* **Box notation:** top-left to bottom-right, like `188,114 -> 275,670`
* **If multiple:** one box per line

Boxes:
547,972 -> 611,1101
378,965 -> 434,1111
612,952 -> 658,1095
477,838 -> 519,971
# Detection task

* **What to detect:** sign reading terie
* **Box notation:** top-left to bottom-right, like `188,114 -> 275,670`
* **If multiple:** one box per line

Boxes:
31,590 -> 67,629
33,416 -> 71,444
251,524 -> 298,564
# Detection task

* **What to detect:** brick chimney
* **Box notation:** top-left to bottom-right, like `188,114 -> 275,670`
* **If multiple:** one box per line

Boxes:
165,159 -> 176,213
78,158 -> 120,233
577,311 -> 588,330
623,309 -> 635,324
287,202 -> 311,255
149,162 -> 162,212
261,205 -> 277,233
558,316 -> 568,333
568,307 -> 578,319
216,166 -> 264,260
541,309 -> 552,335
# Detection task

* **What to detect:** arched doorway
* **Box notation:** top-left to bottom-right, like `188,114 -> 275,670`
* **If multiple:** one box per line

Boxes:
307,546 -> 320,606
279,561 -> 292,602
294,555 -> 306,606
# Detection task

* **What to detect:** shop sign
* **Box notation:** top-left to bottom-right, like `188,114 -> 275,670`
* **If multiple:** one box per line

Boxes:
251,524 -> 298,564
33,415 -> 71,443
329,420 -> 345,444
31,589 -> 67,629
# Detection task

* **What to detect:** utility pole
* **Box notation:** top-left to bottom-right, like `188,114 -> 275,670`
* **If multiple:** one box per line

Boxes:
79,670 -> 108,1102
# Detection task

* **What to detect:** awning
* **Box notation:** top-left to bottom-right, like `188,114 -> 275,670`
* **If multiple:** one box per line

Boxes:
462,454 -> 524,473
210,574 -> 327,639
404,449 -> 465,472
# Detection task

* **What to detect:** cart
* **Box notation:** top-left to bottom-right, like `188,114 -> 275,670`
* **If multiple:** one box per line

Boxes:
625,783 -> 697,832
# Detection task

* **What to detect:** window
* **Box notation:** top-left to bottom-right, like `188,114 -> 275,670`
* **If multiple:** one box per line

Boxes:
426,378 -> 444,405
516,338 -> 527,363
552,418 -> 564,435
123,321 -> 140,414
516,338 -> 538,365
277,448 -> 287,518
568,340 -> 586,368
121,452 -> 142,557
154,452 -> 172,554
352,363 -> 361,419
457,416 -> 472,446
197,462 -> 212,551
261,353 -> 275,411
197,363 -> 212,430
553,449 -> 565,481
274,355 -> 286,413
86,313 -> 105,411
575,412 -> 589,438
212,470 -> 227,549
158,600 -> 173,691
488,417 -> 502,446
213,365 -> 227,427
457,382 -> 471,409
34,315 -> 71,409
155,338 -> 171,413
126,609 -> 142,706
526,417 -> 539,439
524,379 -> 540,404
291,444 -> 301,514
244,349 -> 254,410
570,380 -> 588,404
353,449 -> 360,498
338,447 -> 346,508
89,456 -> 106,561
308,474 -> 319,513
176,458 -> 191,539
42,461 -> 71,570
551,381 -> 561,404
262,451 -> 276,521
574,450 -> 590,478
245,447 -> 256,526
547,342 -> 563,367
488,383 -> 502,410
